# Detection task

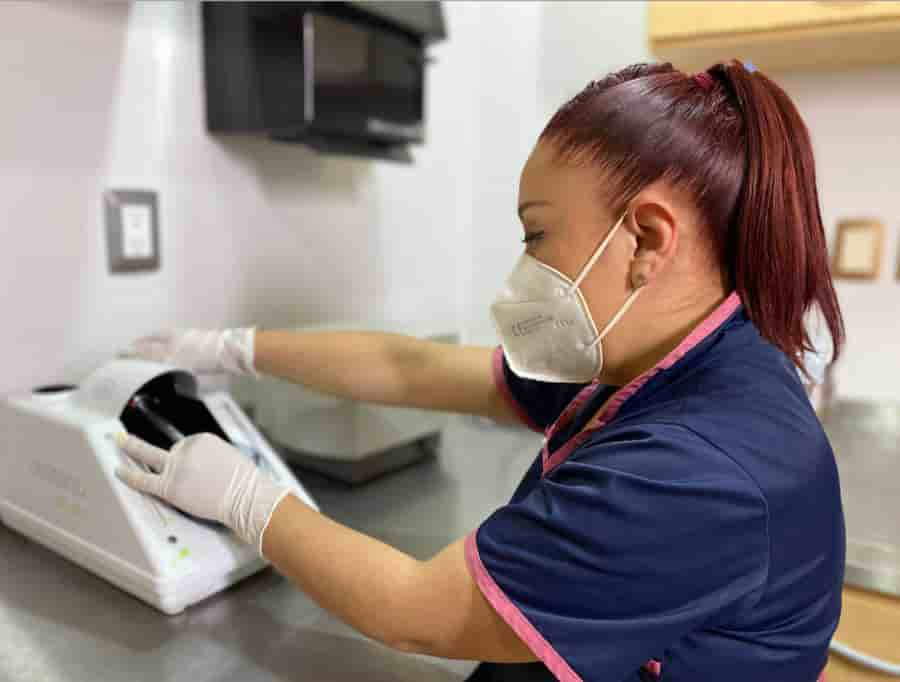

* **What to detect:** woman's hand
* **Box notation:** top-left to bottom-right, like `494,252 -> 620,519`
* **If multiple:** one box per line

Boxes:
115,432 -> 290,553
117,435 -> 534,662
122,328 -> 257,376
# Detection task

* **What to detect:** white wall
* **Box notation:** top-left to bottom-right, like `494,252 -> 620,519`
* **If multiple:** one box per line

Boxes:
0,1 -> 490,394
538,1 -> 650,119
462,1 -> 545,346
534,0 -> 900,401
4,1 -> 893,401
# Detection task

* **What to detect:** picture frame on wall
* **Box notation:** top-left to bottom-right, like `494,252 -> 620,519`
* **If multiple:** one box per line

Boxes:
897,237 -> 900,281
832,219 -> 884,280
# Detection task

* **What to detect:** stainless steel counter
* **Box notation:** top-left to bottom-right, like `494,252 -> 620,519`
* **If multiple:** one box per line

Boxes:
2,402 -> 897,681
0,416 -> 543,682
822,401 -> 900,597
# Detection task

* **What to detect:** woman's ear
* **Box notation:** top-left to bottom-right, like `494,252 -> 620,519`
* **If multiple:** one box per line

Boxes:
626,199 -> 677,289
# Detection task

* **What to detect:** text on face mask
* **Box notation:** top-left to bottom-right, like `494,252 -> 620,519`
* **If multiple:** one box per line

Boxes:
511,314 -> 575,337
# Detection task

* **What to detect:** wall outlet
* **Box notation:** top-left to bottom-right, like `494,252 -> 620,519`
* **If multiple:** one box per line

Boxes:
104,189 -> 160,273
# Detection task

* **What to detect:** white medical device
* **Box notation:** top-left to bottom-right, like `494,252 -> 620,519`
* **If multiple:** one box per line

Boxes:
0,359 -> 317,615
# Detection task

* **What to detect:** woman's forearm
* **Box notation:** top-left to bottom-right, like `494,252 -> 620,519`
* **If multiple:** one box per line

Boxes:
260,495 -> 536,661
254,330 -> 430,406
261,494 -> 425,650
253,330 -> 511,421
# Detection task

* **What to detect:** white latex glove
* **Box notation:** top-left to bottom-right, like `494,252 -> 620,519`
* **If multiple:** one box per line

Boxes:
122,328 -> 258,376
115,432 -> 291,554
799,317 -> 834,387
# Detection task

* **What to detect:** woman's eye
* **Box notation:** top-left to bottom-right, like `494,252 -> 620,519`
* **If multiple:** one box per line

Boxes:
521,230 -> 545,244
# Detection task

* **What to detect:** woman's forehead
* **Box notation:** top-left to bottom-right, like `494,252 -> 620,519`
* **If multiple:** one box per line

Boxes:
519,143 -> 600,211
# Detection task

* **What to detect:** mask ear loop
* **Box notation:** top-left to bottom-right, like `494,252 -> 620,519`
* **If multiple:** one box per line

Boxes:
589,285 -> 643,349
574,209 -> 646,350
567,210 -> 629,294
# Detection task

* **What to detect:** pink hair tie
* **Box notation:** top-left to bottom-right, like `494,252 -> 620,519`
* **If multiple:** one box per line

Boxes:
694,72 -> 714,90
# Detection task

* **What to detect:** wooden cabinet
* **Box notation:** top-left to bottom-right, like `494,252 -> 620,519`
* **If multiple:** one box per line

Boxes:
825,586 -> 900,682
648,1 -> 900,72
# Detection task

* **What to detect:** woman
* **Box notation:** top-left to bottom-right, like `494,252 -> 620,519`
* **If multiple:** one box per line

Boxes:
121,60 -> 844,682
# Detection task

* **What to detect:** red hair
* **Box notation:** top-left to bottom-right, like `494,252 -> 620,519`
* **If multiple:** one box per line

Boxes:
540,60 -> 844,371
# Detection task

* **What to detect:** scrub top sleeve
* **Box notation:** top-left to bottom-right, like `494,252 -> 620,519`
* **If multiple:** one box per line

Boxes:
465,424 -> 769,682
492,346 -> 587,432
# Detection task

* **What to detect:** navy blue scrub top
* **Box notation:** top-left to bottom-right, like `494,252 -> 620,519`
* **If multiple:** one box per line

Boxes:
463,293 -> 844,682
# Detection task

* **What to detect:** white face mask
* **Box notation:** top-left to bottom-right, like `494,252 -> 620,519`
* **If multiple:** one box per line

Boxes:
490,210 -> 643,383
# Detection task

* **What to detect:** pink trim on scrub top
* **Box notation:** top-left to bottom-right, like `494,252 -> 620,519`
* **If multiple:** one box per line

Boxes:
492,345 -> 544,433
541,292 -> 741,476
464,532 -> 584,682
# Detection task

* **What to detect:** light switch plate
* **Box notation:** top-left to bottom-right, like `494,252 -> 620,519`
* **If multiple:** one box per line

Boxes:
105,189 -> 160,273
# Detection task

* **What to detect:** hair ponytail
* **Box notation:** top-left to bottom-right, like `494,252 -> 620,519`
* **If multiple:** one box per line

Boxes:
540,59 -> 844,372
708,60 -> 844,370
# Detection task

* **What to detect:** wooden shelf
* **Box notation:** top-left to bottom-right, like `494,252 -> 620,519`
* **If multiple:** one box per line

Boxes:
649,1 -> 900,73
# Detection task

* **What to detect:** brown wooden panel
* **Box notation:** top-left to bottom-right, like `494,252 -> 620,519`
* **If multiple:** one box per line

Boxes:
648,1 -> 900,73
649,2 -> 900,42
825,586 -> 900,682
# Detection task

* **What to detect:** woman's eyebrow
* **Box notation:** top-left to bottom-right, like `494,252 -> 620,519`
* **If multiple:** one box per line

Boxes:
517,200 -> 552,221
